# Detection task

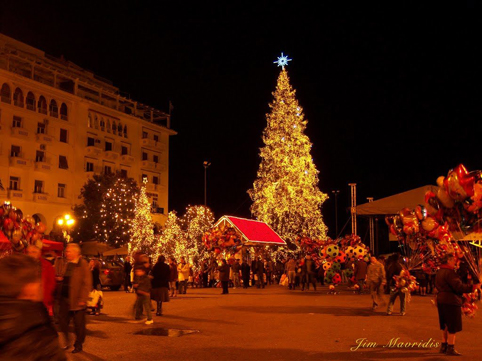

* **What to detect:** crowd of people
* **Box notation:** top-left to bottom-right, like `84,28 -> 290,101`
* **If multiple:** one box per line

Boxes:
0,245 -> 480,358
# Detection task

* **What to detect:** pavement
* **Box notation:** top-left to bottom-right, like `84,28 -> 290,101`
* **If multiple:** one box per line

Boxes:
61,284 -> 481,361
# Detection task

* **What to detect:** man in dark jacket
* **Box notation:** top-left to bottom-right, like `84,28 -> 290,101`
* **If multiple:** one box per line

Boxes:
218,259 -> 231,294
241,259 -> 251,288
386,253 -> 406,315
354,255 -> 368,294
58,243 -> 92,353
256,257 -> 265,289
0,253 -> 67,360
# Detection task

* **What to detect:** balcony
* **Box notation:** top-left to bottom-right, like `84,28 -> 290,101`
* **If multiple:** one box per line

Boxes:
141,138 -> 156,148
34,160 -> 52,172
33,193 -> 50,203
8,189 -> 24,200
36,133 -> 54,143
104,150 -> 120,160
146,183 -> 161,192
11,126 -> 30,138
141,160 -> 156,170
155,163 -> 167,172
120,154 -> 135,164
9,155 -> 29,168
85,146 -> 103,157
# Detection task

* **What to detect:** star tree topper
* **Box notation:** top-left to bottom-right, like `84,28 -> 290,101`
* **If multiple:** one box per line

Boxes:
274,52 -> 292,68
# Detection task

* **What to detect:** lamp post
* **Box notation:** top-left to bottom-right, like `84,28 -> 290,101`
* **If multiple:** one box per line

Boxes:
57,213 -> 75,244
332,190 -> 340,238
203,161 -> 211,206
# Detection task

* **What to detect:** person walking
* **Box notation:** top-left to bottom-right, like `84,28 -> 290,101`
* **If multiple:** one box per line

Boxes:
58,243 -> 92,354
241,259 -> 251,288
304,255 -> 317,291
435,253 -> 480,356
256,257 -> 265,289
231,259 -> 241,289
177,257 -> 190,294
367,256 -> 386,310
168,257 -> 178,297
386,253 -> 406,316
354,255 -> 368,294
200,259 -> 209,288
218,259 -> 231,294
0,253 -> 67,360
133,266 -> 153,324
124,256 -> 132,293
88,259 -> 101,315
26,244 -> 56,316
150,255 -> 170,316
285,257 -> 297,290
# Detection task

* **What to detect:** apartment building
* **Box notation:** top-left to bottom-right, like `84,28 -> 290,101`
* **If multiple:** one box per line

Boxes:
0,34 -> 176,232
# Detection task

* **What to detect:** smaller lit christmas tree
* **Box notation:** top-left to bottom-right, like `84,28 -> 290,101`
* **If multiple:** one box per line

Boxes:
129,179 -> 155,257
156,211 -> 184,261
182,205 -> 215,264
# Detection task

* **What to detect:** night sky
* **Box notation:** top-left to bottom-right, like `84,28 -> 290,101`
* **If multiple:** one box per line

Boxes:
2,3 -> 480,239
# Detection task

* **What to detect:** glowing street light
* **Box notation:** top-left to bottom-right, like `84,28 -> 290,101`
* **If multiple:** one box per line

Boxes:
57,214 -> 75,243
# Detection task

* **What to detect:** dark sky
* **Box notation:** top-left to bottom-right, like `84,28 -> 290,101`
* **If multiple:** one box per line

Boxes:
2,3 -> 480,239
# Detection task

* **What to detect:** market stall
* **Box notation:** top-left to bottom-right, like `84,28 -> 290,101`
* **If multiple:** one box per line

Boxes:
202,216 -> 286,259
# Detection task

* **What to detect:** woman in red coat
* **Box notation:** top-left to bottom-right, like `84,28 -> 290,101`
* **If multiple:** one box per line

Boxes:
435,253 -> 480,356
27,245 -> 56,316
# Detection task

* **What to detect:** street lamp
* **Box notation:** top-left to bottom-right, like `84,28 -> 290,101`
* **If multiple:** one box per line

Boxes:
332,190 -> 340,238
57,214 -> 75,244
203,161 -> 211,206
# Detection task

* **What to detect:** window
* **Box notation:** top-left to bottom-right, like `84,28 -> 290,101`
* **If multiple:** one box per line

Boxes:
38,96 -> 47,114
118,123 -> 123,134
112,121 -> 117,135
87,137 -> 95,146
34,180 -> 44,193
49,99 -> 58,117
121,146 -> 128,155
12,116 -> 22,128
60,129 -> 68,143
10,145 -> 21,157
142,131 -> 148,139
154,135 -> 159,142
86,162 -> 94,172
1,83 -> 11,103
60,103 -> 68,120
123,125 -> 127,138
120,169 -> 128,178
142,152 -> 148,161
36,151 -> 45,162
58,183 -> 66,198
105,142 -> 112,151
88,113 -> 93,128
104,165 -> 112,175
153,176 -> 159,185
59,155 -> 68,169
153,155 -> 159,163
26,92 -> 36,110
9,176 -> 20,190
13,88 -> 24,107
37,122 -> 46,134
100,118 -> 105,131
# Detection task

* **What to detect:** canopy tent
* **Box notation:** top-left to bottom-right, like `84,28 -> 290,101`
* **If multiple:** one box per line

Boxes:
102,245 -> 128,257
214,216 -> 286,246
356,185 -> 438,216
80,241 -> 112,256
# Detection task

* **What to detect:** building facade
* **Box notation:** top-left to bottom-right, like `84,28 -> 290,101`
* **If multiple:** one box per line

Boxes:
0,34 -> 176,233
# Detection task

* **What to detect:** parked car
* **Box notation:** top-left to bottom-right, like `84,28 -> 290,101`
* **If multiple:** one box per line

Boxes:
98,259 -> 124,291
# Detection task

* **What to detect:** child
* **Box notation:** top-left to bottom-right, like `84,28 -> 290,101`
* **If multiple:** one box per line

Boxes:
132,266 -> 153,325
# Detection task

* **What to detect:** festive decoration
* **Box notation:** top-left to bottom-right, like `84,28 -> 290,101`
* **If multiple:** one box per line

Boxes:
129,180 -> 155,258
386,164 -> 481,316
273,52 -> 292,68
248,65 -> 328,259
0,201 -> 46,253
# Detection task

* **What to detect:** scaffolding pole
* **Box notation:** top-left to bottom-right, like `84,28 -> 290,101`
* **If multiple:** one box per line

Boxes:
349,183 -> 357,236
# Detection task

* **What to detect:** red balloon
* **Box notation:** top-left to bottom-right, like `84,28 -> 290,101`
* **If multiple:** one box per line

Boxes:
3,218 -> 14,231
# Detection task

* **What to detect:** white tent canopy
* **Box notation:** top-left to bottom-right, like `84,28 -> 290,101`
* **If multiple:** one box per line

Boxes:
356,185 -> 438,216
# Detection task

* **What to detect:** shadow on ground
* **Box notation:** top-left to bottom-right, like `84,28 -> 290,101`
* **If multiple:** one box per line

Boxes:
222,305 -> 388,317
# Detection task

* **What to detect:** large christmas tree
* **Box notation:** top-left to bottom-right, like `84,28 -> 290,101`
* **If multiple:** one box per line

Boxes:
129,180 -> 155,257
248,56 -> 329,254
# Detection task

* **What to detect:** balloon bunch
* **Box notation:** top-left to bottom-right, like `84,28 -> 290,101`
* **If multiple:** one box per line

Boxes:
386,164 -> 482,316
202,224 -> 243,254
297,234 -> 370,285
462,291 -> 479,318
0,201 -> 46,252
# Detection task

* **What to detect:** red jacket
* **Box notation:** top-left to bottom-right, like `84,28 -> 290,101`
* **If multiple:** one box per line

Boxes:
40,258 -> 56,309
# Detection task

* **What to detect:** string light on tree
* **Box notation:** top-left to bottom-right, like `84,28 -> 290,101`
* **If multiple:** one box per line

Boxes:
248,55 -> 329,258
129,178 -> 155,258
